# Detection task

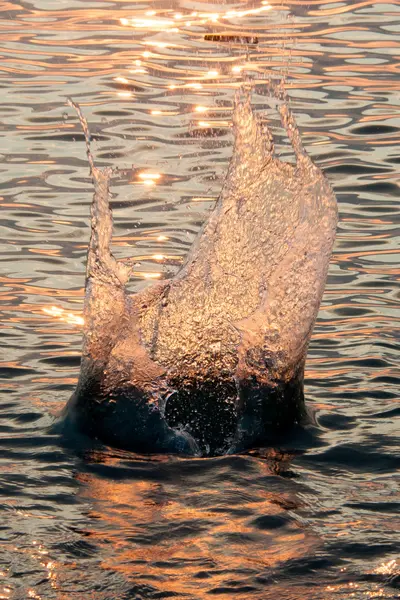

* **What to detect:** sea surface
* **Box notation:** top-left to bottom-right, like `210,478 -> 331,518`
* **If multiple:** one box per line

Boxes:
0,0 -> 399,598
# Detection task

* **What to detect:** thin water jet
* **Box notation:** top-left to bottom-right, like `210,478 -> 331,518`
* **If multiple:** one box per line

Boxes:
63,87 -> 337,456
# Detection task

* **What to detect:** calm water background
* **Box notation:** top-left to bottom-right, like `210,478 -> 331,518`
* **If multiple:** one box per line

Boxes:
0,0 -> 399,598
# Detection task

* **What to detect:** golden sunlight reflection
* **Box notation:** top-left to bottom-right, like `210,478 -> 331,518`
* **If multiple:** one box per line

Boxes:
121,18 -> 176,30
10,540 -> 60,598
374,559 -> 398,576
150,253 -> 180,263
113,0 -> 276,111
138,172 -> 161,186
197,120 -> 230,128
42,306 -> 84,326
74,451 -> 317,592
143,40 -> 172,49
114,76 -> 128,84
118,2 -> 272,38
149,109 -> 179,116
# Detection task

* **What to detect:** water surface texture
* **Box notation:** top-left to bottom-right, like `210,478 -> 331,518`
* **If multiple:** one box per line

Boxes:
0,0 -> 399,598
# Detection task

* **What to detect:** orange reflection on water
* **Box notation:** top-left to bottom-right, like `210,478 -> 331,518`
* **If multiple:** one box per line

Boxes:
119,2 -> 272,33
0,2 -> 398,598
42,305 -> 84,326
74,451 -> 317,596
139,272 -> 162,279
374,559 -> 398,576
138,172 -> 162,186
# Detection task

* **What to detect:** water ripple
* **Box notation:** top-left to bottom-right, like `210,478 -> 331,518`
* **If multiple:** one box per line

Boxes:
0,0 -> 399,598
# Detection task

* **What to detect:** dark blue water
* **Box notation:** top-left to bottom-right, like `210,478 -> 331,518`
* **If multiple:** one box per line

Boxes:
0,0 -> 399,598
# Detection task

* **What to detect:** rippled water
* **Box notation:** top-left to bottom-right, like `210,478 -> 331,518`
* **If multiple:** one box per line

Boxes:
0,0 -> 399,598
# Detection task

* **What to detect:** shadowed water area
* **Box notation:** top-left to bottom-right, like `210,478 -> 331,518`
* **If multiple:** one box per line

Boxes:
0,0 -> 399,598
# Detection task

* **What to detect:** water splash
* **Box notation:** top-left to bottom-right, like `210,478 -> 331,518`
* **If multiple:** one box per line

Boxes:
65,85 -> 337,456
